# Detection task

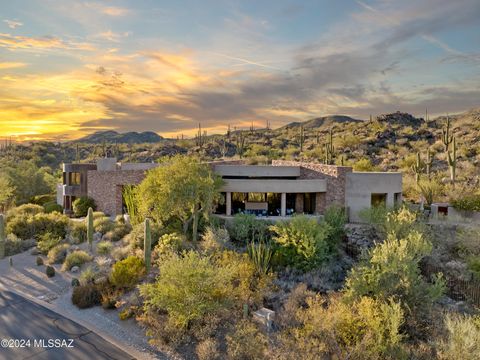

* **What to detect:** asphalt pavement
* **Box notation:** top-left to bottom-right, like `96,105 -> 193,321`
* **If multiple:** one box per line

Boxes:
0,290 -> 135,360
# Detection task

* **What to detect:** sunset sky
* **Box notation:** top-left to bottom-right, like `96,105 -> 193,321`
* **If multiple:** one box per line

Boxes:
1,0 -> 479,141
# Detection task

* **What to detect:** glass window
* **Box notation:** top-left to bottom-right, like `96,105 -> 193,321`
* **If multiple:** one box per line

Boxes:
371,193 -> 387,207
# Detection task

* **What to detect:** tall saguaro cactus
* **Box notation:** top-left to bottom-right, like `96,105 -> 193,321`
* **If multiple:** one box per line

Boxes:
236,132 -> 246,158
447,137 -> 457,184
144,218 -> 152,272
87,207 -> 94,251
411,152 -> 425,184
441,115 -> 453,152
425,148 -> 433,179
324,129 -> 335,165
0,214 -> 5,259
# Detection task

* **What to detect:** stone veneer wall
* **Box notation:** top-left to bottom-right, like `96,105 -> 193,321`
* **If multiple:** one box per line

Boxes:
87,170 -> 147,216
271,160 -> 353,213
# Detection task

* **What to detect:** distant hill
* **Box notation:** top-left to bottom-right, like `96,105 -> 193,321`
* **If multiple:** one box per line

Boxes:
74,130 -> 163,144
279,115 -> 362,130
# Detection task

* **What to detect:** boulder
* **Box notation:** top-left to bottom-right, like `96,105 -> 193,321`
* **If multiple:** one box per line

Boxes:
70,266 -> 80,273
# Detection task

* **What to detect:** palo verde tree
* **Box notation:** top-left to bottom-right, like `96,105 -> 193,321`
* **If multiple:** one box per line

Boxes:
136,155 -> 223,242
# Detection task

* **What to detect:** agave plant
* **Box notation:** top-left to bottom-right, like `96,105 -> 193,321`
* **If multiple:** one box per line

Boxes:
247,240 -> 274,276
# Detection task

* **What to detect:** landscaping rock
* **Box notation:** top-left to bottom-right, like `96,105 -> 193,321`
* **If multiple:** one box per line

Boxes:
94,232 -> 102,242
253,308 -> 275,330
71,266 -> 80,273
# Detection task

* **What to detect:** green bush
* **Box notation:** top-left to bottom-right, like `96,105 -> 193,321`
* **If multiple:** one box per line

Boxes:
229,214 -> 271,244
43,202 -> 63,214
79,266 -> 97,285
103,223 -> 131,242
110,256 -> 145,290
436,314 -> 480,360
62,250 -> 92,271
154,233 -> 184,256
7,212 -> 69,240
226,320 -> 268,360
344,230 -> 445,317
72,196 -> 96,217
71,284 -> 101,309
37,232 -> 62,255
270,215 -> 333,271
47,243 -> 70,264
7,204 -> 44,220
46,265 -> 55,278
140,251 -> 232,329
126,222 -> 162,249
31,194 -> 56,206
323,206 -> 347,246
96,241 -> 113,255
68,221 -> 87,244
93,216 -> 115,234
200,226 -> 230,252
451,194 -> 480,212
5,234 -> 23,256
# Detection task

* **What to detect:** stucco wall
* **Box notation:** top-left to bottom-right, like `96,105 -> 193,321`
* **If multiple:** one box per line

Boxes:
272,160 -> 353,213
87,170 -> 147,216
345,172 -> 402,222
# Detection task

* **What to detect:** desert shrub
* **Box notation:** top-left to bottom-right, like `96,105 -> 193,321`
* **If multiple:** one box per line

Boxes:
451,194 -> 480,212
47,243 -> 70,264
103,223 -> 132,242
126,221 -> 162,249
140,251 -> 233,329
323,205 -> 347,245
71,278 -> 80,287
68,221 -> 87,244
226,320 -> 268,360
8,212 -> 69,240
111,245 -> 132,261
344,230 -> 445,320
36,256 -> 44,266
109,256 -> 145,290
247,240 -> 274,276
93,216 -> 115,234
5,234 -> 23,256
96,241 -> 113,255
79,266 -> 97,285
280,294 -> 405,359
31,194 -> 56,206
229,214 -> 271,244
436,313 -> 480,360
92,211 -> 106,219
114,214 -> 125,224
418,179 -> 444,205
7,204 -> 44,219
46,265 -> 55,278
270,215 -> 333,271
72,196 -> 96,217
196,338 -> 220,360
201,226 -> 230,252
62,250 -> 92,271
359,205 -> 390,225
43,202 -> 63,214
37,232 -> 62,254
71,284 -> 101,309
353,158 -> 378,171
154,233 -> 184,256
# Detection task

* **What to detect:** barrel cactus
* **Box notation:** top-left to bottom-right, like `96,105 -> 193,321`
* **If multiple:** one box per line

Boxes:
144,218 -> 152,272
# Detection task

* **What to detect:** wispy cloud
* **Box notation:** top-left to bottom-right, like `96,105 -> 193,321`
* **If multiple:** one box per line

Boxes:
3,19 -> 23,29
95,30 -> 131,42
84,2 -> 130,16
0,33 -> 95,51
0,62 -> 27,69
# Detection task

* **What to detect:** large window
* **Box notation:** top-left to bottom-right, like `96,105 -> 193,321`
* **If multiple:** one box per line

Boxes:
69,172 -> 81,185
371,193 -> 387,207
304,193 -> 316,214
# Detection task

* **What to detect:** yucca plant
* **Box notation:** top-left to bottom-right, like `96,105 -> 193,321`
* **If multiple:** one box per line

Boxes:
247,240 -> 274,276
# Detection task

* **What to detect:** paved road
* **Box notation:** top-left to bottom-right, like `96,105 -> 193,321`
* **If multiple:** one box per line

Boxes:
0,290 -> 135,360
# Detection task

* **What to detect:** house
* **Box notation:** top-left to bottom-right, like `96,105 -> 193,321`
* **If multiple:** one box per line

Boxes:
58,158 -> 402,222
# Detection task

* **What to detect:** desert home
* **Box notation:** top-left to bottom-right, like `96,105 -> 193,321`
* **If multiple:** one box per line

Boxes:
58,158 -> 402,222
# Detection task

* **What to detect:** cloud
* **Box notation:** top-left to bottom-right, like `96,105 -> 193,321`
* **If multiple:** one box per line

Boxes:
84,2 -> 130,16
0,33 -> 95,51
0,62 -> 27,69
4,19 -> 23,29
95,30 -> 131,42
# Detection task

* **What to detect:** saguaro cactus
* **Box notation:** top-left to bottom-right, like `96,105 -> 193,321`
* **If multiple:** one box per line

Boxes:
411,152 -> 425,184
87,207 -> 93,251
425,148 -> 433,179
299,125 -> 305,152
324,129 -> 335,165
447,137 -> 457,184
441,115 -> 453,152
144,218 -> 152,272
236,132 -> 246,158
0,214 -> 5,259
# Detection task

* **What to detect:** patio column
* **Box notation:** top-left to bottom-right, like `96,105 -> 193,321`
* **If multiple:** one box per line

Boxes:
281,192 -> 286,217
226,192 -> 232,216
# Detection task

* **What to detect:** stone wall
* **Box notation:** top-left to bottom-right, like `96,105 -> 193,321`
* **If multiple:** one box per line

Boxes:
272,160 -> 352,212
87,170 -> 147,216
